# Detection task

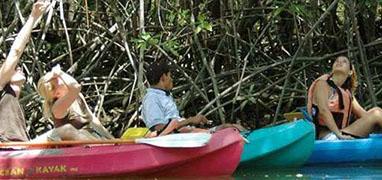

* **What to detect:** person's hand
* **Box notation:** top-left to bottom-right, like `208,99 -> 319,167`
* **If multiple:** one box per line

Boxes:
230,124 -> 247,132
44,64 -> 63,82
188,115 -> 208,125
214,123 -> 247,132
31,0 -> 49,18
336,132 -> 354,140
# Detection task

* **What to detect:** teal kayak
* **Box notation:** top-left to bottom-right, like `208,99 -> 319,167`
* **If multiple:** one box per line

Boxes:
239,119 -> 315,168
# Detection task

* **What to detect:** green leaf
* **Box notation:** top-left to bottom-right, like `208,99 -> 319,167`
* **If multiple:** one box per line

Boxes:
197,14 -> 207,22
161,38 -> 181,57
141,33 -> 152,41
205,23 -> 213,31
195,26 -> 202,34
168,14 -> 176,22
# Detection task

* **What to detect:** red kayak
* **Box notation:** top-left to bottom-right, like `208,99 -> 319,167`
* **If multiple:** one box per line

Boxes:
0,128 -> 243,178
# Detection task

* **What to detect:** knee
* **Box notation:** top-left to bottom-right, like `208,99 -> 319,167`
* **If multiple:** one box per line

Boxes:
59,124 -> 77,132
368,107 -> 382,120
55,124 -> 78,138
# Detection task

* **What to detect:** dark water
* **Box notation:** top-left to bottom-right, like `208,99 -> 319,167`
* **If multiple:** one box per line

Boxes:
234,163 -> 382,179
74,163 -> 382,179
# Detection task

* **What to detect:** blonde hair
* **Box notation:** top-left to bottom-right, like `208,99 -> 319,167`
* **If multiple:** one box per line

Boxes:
37,75 -> 56,119
38,74 -> 86,121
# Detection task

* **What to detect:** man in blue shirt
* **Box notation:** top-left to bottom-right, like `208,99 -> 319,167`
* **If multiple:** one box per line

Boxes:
142,61 -> 209,135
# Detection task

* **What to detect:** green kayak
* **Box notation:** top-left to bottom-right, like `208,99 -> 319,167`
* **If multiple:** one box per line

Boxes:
239,119 -> 315,168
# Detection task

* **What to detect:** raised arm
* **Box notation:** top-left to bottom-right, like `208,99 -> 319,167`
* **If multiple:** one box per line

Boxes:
0,1 -> 47,88
44,66 -> 81,119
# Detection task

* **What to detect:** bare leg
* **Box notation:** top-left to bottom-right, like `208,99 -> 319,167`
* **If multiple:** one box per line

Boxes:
56,124 -> 98,141
31,124 -> 96,142
342,107 -> 382,137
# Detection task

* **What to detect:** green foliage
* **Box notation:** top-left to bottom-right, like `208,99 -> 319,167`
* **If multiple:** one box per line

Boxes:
273,1 -> 313,19
0,0 -> 381,136
132,32 -> 159,51
162,38 -> 180,57
195,14 -> 213,34
177,9 -> 190,26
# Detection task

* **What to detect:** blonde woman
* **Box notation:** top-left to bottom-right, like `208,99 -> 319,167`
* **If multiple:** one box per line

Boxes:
38,65 -> 114,140
0,1 -> 89,142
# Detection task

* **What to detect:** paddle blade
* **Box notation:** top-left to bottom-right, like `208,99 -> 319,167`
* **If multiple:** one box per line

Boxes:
136,133 -> 212,148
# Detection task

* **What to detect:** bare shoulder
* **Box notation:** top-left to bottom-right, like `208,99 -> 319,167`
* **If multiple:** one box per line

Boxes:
314,79 -> 330,91
312,79 -> 331,102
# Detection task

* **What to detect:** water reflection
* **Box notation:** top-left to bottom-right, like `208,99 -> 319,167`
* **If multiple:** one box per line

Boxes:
234,163 -> 382,179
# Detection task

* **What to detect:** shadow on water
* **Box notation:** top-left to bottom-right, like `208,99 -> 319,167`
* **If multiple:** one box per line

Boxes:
234,163 -> 382,179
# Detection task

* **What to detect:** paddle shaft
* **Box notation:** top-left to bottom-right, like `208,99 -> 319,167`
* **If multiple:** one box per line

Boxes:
0,132 -> 212,148
0,139 -> 137,148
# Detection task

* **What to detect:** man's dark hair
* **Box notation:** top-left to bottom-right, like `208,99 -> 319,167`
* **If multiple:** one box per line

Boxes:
146,61 -> 172,85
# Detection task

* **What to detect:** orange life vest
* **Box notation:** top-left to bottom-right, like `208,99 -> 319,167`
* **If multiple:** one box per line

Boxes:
307,74 -> 352,130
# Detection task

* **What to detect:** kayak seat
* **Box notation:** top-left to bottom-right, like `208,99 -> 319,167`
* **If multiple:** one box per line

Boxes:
283,112 -> 304,121
282,107 -> 313,122
121,127 -> 149,139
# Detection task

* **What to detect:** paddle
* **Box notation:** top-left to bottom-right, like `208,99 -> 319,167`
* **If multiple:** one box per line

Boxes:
0,132 -> 212,149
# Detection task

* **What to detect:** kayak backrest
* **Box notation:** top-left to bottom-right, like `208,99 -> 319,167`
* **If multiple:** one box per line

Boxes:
297,106 -> 313,122
282,107 -> 313,122
121,127 -> 149,139
283,112 -> 304,121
